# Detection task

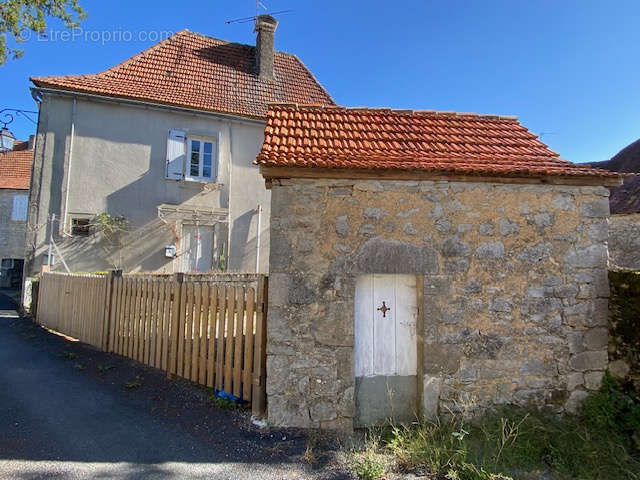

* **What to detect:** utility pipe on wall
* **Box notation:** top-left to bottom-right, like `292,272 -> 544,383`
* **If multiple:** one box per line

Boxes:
62,97 -> 77,234
255,204 -> 262,273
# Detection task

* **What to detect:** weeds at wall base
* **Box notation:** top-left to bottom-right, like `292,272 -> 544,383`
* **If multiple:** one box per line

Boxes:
350,374 -> 640,480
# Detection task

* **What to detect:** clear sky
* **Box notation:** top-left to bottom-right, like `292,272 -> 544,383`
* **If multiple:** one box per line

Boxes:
2,0 -> 639,163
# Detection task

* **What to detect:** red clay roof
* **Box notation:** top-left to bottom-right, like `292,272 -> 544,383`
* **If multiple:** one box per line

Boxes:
0,141 -> 33,190
257,105 -> 621,181
31,30 -> 334,119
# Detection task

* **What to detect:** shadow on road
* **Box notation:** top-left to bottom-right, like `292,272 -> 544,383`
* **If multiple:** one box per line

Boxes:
0,316 -> 352,479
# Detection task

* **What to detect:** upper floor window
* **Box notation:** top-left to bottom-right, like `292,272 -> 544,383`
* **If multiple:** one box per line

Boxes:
186,137 -> 217,182
11,194 -> 28,221
165,129 -> 219,183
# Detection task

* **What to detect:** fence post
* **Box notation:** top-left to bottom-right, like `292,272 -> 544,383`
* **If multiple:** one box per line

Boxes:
252,276 -> 268,418
168,272 -> 184,378
106,269 -> 122,352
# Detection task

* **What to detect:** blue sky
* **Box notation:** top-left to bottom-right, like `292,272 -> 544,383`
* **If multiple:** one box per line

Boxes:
2,0 -> 639,163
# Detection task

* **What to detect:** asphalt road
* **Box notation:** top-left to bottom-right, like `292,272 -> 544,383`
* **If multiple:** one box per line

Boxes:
0,299 -> 351,480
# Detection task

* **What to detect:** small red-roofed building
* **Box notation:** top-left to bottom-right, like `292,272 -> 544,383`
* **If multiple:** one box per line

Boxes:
25,16 -> 334,279
257,104 -> 622,430
0,137 -> 34,288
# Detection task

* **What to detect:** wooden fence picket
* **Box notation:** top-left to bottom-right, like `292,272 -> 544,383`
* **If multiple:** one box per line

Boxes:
35,271 -> 268,416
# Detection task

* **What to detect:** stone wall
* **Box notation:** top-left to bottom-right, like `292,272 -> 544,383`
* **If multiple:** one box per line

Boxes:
266,178 -> 611,430
0,189 -> 28,260
608,214 -> 640,270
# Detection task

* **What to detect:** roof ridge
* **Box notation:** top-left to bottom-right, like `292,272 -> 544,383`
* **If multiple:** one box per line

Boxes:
267,104 -> 519,121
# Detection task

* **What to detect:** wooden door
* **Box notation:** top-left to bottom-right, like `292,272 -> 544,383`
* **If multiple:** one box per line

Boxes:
182,225 -> 213,272
354,274 -> 418,426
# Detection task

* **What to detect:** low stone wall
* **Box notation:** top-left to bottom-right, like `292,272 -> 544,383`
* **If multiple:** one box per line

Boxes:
607,270 -> 640,394
266,178 -> 611,430
609,214 -> 640,270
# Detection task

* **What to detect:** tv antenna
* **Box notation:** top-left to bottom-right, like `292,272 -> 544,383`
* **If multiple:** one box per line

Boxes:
225,1 -> 293,24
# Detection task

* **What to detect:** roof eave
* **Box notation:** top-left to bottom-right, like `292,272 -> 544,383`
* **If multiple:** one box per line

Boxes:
259,165 -> 623,187
32,85 -> 268,124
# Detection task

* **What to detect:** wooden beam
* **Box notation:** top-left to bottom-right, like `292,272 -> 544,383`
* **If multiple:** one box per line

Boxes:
260,166 -> 623,187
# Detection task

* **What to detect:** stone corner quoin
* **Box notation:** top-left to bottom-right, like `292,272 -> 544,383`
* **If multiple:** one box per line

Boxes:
265,178 -> 611,429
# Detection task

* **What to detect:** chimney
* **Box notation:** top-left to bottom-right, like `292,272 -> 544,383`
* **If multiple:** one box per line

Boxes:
254,14 -> 278,80
28,134 -> 36,150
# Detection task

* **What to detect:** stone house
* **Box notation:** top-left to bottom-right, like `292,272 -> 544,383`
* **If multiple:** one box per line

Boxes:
25,16 -> 333,283
257,105 -> 622,430
0,138 -> 34,288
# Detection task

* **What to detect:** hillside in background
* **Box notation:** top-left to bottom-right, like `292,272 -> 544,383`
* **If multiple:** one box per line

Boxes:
590,138 -> 640,214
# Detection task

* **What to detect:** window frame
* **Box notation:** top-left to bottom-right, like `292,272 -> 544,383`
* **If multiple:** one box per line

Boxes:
11,194 -> 28,222
67,213 -> 95,237
185,135 -> 218,183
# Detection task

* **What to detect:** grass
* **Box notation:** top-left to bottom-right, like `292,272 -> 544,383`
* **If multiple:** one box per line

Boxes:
97,363 -> 114,373
207,388 -> 240,409
351,374 -> 640,480
62,351 -> 77,360
125,377 -> 141,389
350,432 -> 388,480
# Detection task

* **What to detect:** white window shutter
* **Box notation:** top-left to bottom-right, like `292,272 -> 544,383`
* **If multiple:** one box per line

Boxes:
166,129 -> 186,180
11,195 -> 28,221
212,140 -> 219,181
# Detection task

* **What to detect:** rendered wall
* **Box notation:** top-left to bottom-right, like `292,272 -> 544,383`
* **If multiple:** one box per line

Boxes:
266,178 -> 611,430
0,189 -> 28,260
26,93 -> 270,277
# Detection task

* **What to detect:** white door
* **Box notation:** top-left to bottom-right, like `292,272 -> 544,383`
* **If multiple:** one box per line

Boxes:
355,274 -> 418,377
354,274 -> 418,426
182,225 -> 213,272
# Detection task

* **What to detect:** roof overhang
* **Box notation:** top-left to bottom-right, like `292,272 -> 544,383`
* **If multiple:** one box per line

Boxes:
260,166 -> 624,188
32,86 -> 268,126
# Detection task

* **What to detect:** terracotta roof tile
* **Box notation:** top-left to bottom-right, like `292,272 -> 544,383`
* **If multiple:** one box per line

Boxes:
0,142 -> 33,190
31,30 -> 334,119
257,105 -> 621,181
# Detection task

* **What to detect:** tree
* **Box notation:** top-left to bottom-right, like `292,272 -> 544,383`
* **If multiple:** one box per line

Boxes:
0,0 -> 86,65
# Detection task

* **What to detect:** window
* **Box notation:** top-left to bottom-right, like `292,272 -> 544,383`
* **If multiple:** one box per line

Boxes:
71,218 -> 91,236
164,130 -> 219,183
11,194 -> 28,221
186,136 -> 218,182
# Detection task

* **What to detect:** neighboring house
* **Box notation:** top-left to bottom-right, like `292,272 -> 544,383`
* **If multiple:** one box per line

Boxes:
589,139 -> 640,269
25,15 -> 334,280
258,105 -> 621,430
0,138 -> 34,288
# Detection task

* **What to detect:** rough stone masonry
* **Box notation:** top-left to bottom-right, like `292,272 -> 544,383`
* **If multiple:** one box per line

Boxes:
266,178 -> 611,430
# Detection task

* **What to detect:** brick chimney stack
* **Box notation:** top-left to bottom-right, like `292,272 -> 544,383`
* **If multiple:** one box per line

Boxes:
254,15 -> 278,81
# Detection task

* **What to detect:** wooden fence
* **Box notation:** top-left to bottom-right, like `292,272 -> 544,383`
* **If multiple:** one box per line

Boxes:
36,271 -> 268,416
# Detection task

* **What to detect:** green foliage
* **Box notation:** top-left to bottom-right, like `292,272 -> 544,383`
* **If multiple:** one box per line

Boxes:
359,380 -> 640,480
581,373 -> 640,449
608,270 -> 640,382
91,213 -> 128,269
0,0 -> 87,64
125,377 -> 141,389
97,363 -> 113,374
351,433 -> 388,480
217,242 -> 227,271
91,213 -> 128,240
61,350 -> 76,359
207,389 -> 238,409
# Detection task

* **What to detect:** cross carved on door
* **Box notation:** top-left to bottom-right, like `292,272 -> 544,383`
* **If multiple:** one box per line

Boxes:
377,301 -> 391,318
